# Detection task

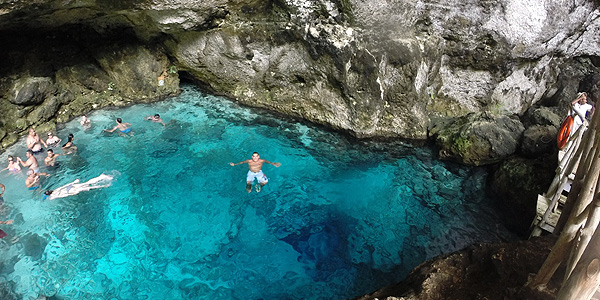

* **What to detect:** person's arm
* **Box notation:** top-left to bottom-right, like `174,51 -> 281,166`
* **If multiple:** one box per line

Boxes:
572,94 -> 585,105
104,125 -> 118,133
18,157 -> 31,167
263,160 -> 281,167
230,160 -> 249,166
0,183 -> 4,197
39,137 -> 48,148
0,220 -> 13,225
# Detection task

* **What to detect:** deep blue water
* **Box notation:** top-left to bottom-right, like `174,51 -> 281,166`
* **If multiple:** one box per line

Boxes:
0,85 -> 515,299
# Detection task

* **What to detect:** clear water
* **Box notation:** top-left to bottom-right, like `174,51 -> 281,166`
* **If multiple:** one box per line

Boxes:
0,85 -> 515,300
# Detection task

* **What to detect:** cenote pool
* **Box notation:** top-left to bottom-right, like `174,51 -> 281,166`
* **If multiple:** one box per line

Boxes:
0,85 -> 515,299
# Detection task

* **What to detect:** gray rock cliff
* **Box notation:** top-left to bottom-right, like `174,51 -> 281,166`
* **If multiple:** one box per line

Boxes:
0,0 -> 598,161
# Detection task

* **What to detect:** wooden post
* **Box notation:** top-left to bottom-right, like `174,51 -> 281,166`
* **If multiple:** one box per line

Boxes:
556,224 -> 600,300
556,115 -> 600,233
546,125 -> 586,197
563,178 -> 600,282
530,113 -> 600,288
531,142 -> 600,287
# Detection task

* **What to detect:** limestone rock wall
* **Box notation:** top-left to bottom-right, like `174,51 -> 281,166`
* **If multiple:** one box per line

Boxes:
0,0 -> 598,164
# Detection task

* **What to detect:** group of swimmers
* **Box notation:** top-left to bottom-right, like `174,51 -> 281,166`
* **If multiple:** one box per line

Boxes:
3,114 -> 169,190
0,112 -> 282,241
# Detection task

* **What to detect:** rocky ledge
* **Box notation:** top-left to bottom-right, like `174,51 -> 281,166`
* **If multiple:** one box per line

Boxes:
355,235 -> 560,300
0,0 -> 599,165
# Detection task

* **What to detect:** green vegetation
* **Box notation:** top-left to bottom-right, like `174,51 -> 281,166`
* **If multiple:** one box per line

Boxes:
453,134 -> 471,153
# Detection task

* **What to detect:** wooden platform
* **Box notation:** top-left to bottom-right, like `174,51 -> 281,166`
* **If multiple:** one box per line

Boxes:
531,194 -> 565,235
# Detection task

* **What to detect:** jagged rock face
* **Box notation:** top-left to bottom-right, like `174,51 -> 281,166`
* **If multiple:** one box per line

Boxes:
430,112 -> 525,166
488,156 -> 556,236
0,0 -> 599,162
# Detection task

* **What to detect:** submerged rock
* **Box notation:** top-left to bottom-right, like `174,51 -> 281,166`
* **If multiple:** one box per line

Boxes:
20,233 -> 49,261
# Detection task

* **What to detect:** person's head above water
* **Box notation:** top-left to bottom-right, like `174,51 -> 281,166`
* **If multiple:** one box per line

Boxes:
47,149 -> 54,155
67,133 -> 74,142
252,152 -> 260,161
116,118 -> 122,123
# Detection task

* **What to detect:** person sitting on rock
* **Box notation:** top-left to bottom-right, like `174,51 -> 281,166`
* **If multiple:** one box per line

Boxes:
157,69 -> 167,86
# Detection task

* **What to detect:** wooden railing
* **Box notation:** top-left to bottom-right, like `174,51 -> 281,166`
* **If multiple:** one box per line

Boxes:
528,110 -> 600,300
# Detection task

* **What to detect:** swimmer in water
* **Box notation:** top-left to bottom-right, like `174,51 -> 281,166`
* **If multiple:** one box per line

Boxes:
145,114 -> 166,126
44,149 -> 68,167
80,116 -> 91,129
26,127 -> 47,154
1,156 -> 21,173
17,150 -> 40,173
45,132 -> 62,148
43,174 -> 114,200
104,118 -> 132,136
61,133 -> 77,154
230,152 -> 281,193
25,169 -> 49,190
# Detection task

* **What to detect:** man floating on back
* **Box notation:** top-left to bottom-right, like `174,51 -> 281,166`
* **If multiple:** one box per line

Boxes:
230,152 -> 281,193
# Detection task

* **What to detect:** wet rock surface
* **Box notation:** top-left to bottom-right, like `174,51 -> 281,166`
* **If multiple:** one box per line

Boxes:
430,112 -> 525,166
488,155 -> 557,236
0,0 -> 598,147
355,235 -> 561,300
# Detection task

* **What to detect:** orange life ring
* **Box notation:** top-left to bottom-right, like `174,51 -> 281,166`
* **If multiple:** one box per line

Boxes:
557,115 -> 573,150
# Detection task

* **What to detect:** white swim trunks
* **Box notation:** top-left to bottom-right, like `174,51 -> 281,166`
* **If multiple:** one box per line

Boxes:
246,170 -> 268,184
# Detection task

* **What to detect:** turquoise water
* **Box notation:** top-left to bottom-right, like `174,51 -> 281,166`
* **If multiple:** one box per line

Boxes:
0,85 -> 515,299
